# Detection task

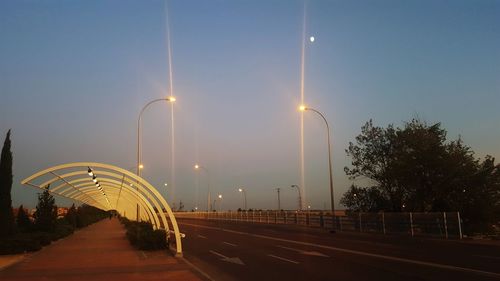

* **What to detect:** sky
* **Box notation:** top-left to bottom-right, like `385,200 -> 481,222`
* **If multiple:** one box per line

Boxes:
1,0 -> 499,211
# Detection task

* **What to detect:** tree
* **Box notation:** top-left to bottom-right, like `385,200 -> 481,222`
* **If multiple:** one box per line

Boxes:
16,204 -> 32,232
340,185 -> 390,212
65,204 -> 77,228
342,119 -> 500,232
0,129 -> 14,236
34,188 -> 57,232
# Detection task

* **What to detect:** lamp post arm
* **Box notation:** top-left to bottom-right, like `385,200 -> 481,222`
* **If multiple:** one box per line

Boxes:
306,107 -> 336,224
137,98 -> 171,175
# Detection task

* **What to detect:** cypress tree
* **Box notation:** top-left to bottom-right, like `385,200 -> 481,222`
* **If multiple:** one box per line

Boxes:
0,129 -> 14,236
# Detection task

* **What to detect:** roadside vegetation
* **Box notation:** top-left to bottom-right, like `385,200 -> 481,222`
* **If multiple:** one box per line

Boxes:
120,217 -> 167,250
341,119 -> 500,235
0,130 -> 108,254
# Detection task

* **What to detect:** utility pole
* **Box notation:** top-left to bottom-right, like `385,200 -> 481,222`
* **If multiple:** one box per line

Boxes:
276,188 -> 281,211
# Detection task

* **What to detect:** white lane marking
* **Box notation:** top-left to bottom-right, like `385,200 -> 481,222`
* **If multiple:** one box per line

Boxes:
197,234 -> 207,239
223,241 -> 237,247
209,250 -> 245,265
277,245 -> 329,257
182,257 -> 216,281
268,254 -> 299,264
473,255 -> 500,260
180,222 -> 500,278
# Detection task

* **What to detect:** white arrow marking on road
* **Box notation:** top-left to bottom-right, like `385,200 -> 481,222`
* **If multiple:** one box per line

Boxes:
209,250 -> 245,265
197,235 -> 207,239
223,241 -> 237,247
278,245 -> 329,257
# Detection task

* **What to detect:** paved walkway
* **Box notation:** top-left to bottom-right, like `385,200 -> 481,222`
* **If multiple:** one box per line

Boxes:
0,218 -> 204,281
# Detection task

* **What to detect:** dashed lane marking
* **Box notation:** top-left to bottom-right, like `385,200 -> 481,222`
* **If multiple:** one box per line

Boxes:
268,254 -> 299,264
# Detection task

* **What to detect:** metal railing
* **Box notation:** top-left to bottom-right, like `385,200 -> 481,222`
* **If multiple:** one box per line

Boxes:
174,210 -> 463,239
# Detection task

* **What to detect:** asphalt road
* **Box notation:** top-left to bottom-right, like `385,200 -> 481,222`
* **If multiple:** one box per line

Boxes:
177,218 -> 500,281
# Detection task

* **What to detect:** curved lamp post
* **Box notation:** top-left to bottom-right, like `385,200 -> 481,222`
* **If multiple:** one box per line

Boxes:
238,188 -> 247,210
194,164 -> 211,212
136,96 -> 176,176
135,96 -> 175,220
299,105 -> 336,229
290,184 -> 303,211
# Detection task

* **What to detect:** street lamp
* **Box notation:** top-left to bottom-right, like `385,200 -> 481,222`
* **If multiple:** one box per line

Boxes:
136,96 -> 175,176
238,188 -> 247,210
291,185 -> 303,211
135,96 -> 175,221
217,194 -> 223,212
299,104 -> 336,229
194,164 -> 211,212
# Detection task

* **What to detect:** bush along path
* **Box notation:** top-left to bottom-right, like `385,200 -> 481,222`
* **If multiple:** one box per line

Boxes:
0,197 -> 109,255
120,217 -> 168,250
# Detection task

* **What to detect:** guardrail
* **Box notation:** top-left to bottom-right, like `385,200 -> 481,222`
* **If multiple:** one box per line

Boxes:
174,210 -> 463,239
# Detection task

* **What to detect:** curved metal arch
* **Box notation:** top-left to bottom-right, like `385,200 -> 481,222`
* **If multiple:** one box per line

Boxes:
36,169 -> 170,233
77,191 -> 151,223
32,170 -> 170,232
22,162 -> 183,256
69,183 -> 160,228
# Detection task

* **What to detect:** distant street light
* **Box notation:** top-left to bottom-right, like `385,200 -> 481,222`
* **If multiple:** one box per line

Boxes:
238,188 -> 247,210
276,188 -> 281,211
291,185 -> 303,210
299,105 -> 336,228
218,194 -> 223,212
194,164 -> 211,212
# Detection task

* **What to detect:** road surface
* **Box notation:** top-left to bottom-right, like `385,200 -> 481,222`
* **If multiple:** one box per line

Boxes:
177,218 -> 500,281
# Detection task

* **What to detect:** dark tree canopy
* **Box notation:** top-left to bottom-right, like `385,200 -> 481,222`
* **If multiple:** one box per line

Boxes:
34,188 -> 58,232
16,204 -> 32,232
342,119 -> 500,232
65,204 -> 77,228
0,129 -> 14,236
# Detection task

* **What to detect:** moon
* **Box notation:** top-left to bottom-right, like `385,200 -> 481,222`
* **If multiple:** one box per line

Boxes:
309,36 -> 315,43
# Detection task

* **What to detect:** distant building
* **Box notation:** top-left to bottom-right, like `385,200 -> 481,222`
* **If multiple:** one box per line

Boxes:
57,207 -> 69,218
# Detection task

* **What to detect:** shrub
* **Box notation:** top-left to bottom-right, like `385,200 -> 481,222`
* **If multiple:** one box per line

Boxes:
51,221 -> 74,241
30,231 -> 52,246
122,219 -> 167,250
0,236 -> 41,254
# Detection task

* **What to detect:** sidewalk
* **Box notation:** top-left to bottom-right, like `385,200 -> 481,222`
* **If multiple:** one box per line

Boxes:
0,218 -> 204,281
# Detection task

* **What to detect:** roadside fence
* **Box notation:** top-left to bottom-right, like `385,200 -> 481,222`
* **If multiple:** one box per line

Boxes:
174,210 -> 463,239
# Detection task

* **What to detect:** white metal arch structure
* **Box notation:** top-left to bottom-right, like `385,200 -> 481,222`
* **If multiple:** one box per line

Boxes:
21,162 -> 182,256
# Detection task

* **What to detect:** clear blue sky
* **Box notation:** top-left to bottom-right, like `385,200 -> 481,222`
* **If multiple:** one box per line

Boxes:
1,0 -> 499,211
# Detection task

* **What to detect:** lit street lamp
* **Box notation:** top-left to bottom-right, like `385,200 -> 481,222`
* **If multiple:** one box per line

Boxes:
238,187 -> 247,210
217,194 -> 223,212
136,96 -> 175,176
299,105 -> 336,229
194,164 -> 211,212
135,96 -> 175,221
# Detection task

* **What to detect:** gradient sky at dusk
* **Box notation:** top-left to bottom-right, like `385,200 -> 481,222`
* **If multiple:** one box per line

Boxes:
1,0 -> 499,211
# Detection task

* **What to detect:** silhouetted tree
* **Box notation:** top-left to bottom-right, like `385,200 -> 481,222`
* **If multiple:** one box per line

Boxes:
0,129 -> 14,236
65,204 -> 77,228
16,204 -> 32,232
342,119 -> 500,232
34,188 -> 57,232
